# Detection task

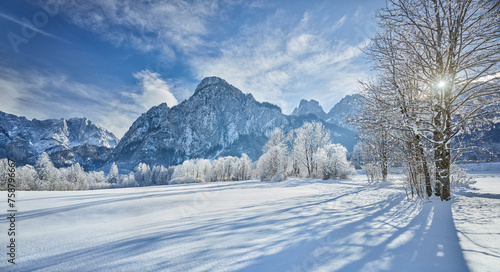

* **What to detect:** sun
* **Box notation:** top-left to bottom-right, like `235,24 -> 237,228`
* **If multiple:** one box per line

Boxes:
437,80 -> 447,89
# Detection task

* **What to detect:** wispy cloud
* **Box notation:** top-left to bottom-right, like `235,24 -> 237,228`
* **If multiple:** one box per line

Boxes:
53,0 -> 233,60
331,15 -> 347,32
0,66 -> 182,138
3,0 -> 377,136
190,9 -> 369,113
130,70 -> 178,110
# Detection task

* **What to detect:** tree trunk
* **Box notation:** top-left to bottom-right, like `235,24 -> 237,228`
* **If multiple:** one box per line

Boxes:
381,148 -> 388,182
434,116 -> 451,200
416,136 -> 432,197
435,143 -> 451,200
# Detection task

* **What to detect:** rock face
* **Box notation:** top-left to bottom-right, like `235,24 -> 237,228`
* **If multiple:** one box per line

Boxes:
109,77 -> 289,170
291,99 -> 327,120
0,111 -> 118,170
110,77 -> 356,171
0,77 -> 361,172
326,94 -> 363,128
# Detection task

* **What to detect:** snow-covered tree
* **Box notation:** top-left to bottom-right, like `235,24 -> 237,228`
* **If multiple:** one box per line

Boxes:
292,122 -> 330,177
355,93 -> 397,182
0,159 -> 9,190
235,154 -> 253,181
135,163 -> 152,185
118,172 -> 138,187
314,144 -> 354,180
365,0 -> 500,200
171,159 -> 204,184
87,171 -> 109,189
151,165 -> 172,185
17,165 -> 38,190
107,162 -> 119,184
35,153 -> 59,190
258,128 -> 289,181
65,163 -> 88,190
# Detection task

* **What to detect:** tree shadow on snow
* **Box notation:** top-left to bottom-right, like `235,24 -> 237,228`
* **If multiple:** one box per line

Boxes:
457,191 -> 500,200
11,184 -> 471,272
239,195 -> 470,272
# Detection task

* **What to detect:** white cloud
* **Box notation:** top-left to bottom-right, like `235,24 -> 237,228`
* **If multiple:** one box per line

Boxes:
473,71 -> 500,83
0,66 -> 155,138
55,0 -> 229,60
190,9 -> 368,114
331,15 -> 347,32
131,70 -> 178,110
0,68 -> 27,116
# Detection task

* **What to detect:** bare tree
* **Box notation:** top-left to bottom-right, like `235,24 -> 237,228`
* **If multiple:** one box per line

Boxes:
355,92 -> 396,183
366,0 -> 500,200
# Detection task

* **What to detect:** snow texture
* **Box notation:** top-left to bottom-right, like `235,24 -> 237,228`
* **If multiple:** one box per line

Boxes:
0,164 -> 498,271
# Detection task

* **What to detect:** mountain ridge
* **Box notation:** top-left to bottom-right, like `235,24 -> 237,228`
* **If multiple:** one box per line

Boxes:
0,111 -> 118,170
109,76 -> 356,171
0,77 -> 360,172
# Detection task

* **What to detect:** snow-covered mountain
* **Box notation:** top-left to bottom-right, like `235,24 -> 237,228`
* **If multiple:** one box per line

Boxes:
326,94 -> 363,128
110,77 -> 356,171
0,78 -> 360,172
291,99 -> 327,120
0,111 -> 118,170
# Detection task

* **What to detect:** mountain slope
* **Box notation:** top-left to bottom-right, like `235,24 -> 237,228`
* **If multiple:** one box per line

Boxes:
109,77 -> 288,170
326,94 -> 363,128
0,111 -> 118,170
110,77 -> 356,171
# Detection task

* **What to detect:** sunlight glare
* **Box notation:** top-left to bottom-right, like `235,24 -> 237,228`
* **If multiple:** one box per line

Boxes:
437,80 -> 447,89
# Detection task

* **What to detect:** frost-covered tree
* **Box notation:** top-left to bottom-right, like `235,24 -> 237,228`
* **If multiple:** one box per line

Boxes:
292,122 -> 330,177
286,130 -> 301,176
258,128 -> 289,181
118,172 -> 138,187
151,165 -> 172,185
65,163 -> 88,190
0,159 -> 9,190
35,152 -> 59,190
366,0 -> 500,200
107,162 -> 119,184
355,93 -> 397,182
171,159 -> 205,183
315,144 -> 354,180
235,154 -> 253,181
135,163 -> 152,185
87,171 -> 109,189
17,165 -> 38,190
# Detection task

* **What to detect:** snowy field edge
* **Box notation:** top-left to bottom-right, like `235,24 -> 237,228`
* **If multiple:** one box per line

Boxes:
0,163 -> 498,271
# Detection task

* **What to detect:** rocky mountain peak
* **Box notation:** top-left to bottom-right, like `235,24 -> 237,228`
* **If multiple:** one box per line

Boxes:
0,110 -> 118,169
195,76 -> 231,93
291,99 -> 327,119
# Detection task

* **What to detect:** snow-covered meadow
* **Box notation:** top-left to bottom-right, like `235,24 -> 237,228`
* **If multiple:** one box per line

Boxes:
1,164 -> 499,272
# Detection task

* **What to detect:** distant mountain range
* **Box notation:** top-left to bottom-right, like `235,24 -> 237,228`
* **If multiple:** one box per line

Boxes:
0,111 -> 118,170
0,76 -> 360,172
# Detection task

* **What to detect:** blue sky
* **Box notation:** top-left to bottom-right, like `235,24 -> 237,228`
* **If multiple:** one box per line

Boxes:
0,0 -> 385,138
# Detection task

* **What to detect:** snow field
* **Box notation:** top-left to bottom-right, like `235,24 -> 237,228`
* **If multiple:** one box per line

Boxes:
0,165 -> 498,271
452,163 -> 500,272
